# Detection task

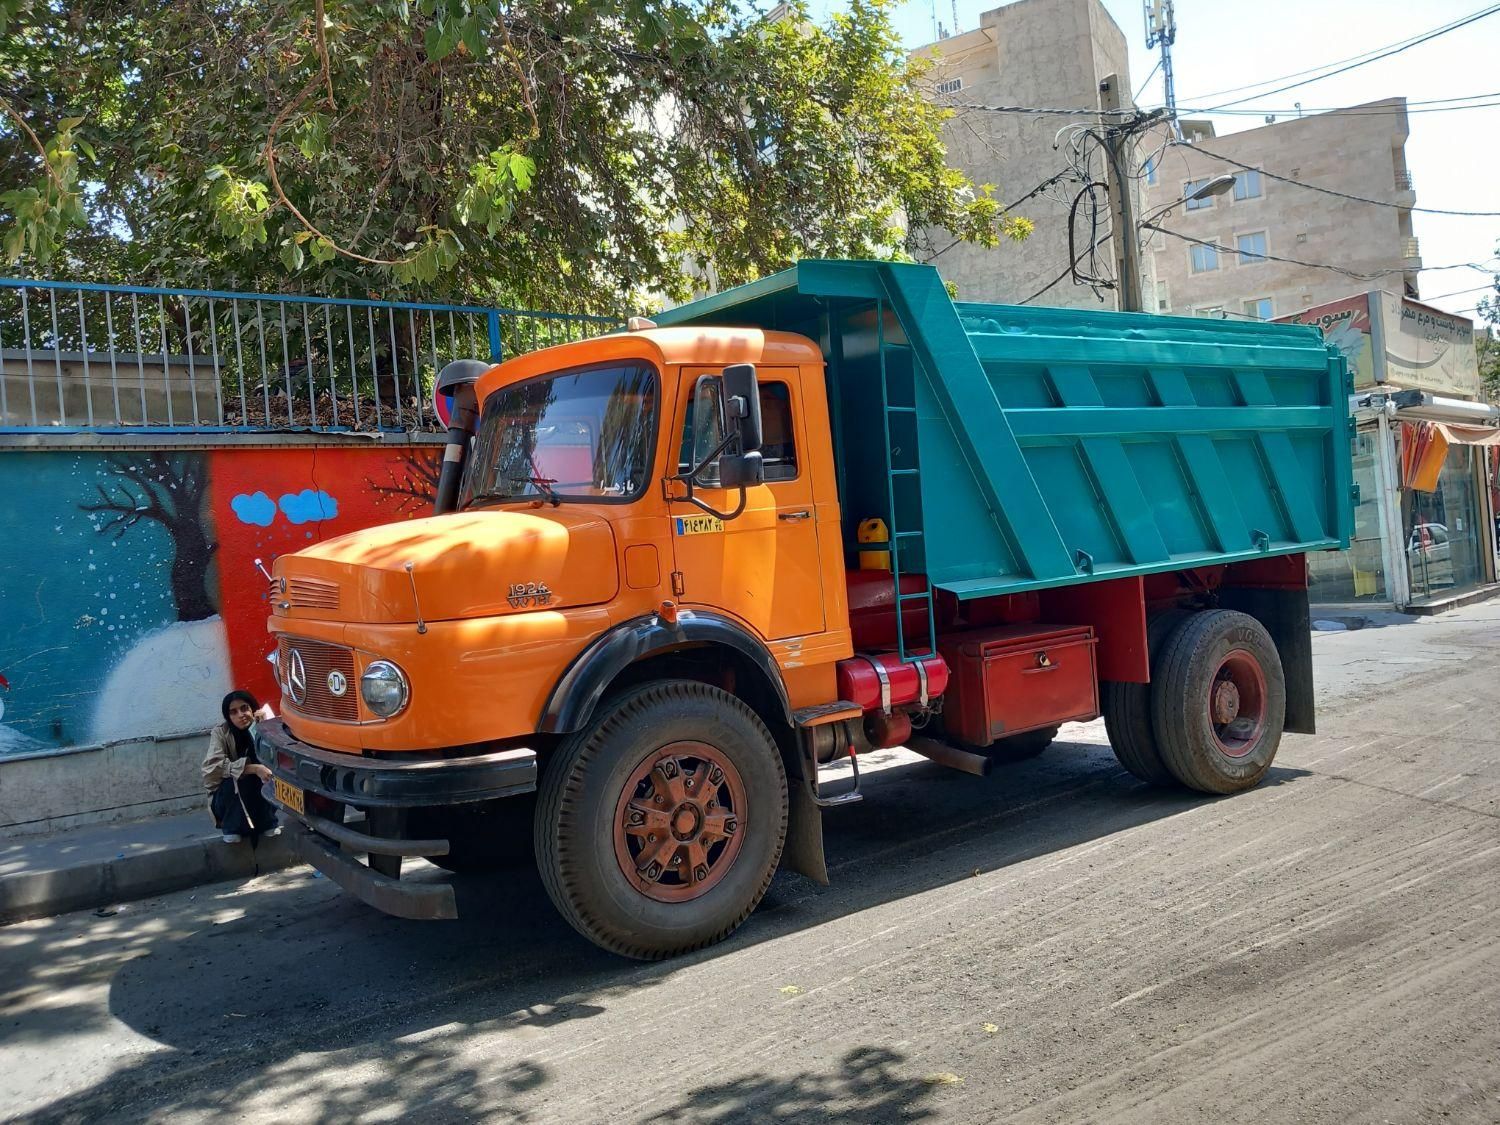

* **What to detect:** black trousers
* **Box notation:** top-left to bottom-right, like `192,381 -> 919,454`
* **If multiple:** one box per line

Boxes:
211,774 -> 278,837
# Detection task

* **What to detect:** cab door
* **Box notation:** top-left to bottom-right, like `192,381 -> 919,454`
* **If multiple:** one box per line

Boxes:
667,367 -> 825,641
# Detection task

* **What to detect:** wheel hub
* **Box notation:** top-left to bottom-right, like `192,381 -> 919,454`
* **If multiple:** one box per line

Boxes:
1208,649 -> 1268,758
612,741 -> 747,903
1211,679 -> 1241,724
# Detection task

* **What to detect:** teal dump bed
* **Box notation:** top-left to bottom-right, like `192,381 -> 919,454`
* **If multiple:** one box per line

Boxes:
656,260 -> 1354,601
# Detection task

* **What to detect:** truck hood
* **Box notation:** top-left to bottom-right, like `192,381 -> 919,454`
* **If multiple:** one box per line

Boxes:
271,508 -> 618,624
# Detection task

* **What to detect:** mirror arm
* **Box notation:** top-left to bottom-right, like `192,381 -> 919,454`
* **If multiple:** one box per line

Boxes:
679,430 -> 738,488
681,486 -> 748,522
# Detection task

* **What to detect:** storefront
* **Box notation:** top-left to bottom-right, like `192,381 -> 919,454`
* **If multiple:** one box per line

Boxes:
1281,294 -> 1500,611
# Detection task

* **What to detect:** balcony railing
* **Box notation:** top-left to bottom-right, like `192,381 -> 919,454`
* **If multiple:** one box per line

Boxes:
0,279 -> 617,433
1401,237 -> 1422,261
1395,170 -> 1415,192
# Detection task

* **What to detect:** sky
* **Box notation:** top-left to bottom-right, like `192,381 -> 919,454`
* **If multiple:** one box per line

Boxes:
813,0 -> 1500,322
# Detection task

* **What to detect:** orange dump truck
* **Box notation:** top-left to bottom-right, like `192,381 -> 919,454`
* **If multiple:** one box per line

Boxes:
259,260 -> 1353,958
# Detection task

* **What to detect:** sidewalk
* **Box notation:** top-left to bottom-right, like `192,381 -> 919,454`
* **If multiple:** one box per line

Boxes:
0,808 -> 299,924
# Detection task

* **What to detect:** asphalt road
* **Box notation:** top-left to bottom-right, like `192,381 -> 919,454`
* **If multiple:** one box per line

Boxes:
3,602 -> 1499,1124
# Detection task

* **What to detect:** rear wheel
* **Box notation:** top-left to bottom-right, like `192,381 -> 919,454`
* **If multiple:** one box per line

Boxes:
1150,610 -> 1286,794
534,680 -> 788,959
1101,610 -> 1189,786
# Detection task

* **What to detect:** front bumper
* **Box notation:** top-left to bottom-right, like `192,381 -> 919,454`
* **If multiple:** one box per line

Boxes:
256,718 -> 538,920
256,718 -> 537,808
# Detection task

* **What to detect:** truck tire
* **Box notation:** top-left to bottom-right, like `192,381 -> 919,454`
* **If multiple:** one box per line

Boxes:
1150,609 -> 1286,795
986,725 -> 1060,761
1101,610 -> 1189,786
534,680 -> 788,959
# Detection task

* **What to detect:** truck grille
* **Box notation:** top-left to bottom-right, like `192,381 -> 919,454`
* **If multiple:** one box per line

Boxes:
277,636 -> 359,723
270,576 -> 341,611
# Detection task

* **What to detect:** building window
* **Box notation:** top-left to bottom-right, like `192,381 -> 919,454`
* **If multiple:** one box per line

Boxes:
935,76 -> 963,96
1189,243 -> 1219,273
1185,179 -> 1216,210
1236,231 -> 1268,265
1243,297 -> 1273,320
1234,170 -> 1263,200
1143,153 -> 1159,186
1156,281 -> 1170,312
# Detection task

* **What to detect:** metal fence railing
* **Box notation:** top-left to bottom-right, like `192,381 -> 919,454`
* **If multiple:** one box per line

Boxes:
0,279 -> 618,432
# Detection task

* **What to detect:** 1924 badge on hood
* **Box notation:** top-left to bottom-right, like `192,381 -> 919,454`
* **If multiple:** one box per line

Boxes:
507,582 -> 554,609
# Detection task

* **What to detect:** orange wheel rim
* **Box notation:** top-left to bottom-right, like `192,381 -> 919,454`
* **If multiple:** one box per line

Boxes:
612,741 -> 748,903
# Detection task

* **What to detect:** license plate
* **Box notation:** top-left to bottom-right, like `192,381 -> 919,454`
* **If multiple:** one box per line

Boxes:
274,776 -> 305,816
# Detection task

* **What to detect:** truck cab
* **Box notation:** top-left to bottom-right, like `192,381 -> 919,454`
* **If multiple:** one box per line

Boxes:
260,260 -> 1352,958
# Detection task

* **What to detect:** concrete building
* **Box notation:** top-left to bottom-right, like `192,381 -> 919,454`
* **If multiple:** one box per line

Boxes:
1141,99 -> 1420,320
911,0 -> 1148,309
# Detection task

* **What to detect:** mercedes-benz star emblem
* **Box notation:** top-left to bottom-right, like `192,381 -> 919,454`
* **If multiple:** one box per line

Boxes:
286,648 -> 307,705
327,669 -> 347,697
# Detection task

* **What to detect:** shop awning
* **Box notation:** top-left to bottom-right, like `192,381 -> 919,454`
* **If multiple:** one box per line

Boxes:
1430,421 -> 1500,446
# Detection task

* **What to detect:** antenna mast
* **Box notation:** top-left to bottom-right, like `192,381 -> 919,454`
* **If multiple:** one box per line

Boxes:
1143,0 -> 1182,139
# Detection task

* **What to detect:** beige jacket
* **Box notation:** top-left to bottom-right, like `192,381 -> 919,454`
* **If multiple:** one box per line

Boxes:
202,723 -> 252,794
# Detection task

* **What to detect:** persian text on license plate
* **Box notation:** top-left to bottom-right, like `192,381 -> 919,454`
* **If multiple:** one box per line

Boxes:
274,776 -> 304,816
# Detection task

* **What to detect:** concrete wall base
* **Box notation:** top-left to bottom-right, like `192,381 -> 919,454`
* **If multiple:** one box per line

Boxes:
0,731 -> 210,839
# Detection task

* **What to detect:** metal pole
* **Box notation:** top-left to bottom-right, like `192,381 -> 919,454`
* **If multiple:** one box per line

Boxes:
1099,73 -> 1143,313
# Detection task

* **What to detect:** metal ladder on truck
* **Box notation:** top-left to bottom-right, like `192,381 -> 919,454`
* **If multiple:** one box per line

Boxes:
798,301 -> 938,808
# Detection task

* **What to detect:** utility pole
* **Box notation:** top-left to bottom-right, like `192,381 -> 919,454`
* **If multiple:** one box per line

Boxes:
1143,1 -> 1182,140
1099,74 -> 1143,313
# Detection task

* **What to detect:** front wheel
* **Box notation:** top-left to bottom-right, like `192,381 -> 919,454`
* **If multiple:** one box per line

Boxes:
1150,610 -> 1286,794
534,680 -> 788,959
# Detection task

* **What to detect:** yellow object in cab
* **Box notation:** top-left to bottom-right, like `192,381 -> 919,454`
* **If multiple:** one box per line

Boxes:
857,517 -> 891,570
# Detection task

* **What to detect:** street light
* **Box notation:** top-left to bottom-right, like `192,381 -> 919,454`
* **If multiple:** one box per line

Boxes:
1140,173 -> 1237,227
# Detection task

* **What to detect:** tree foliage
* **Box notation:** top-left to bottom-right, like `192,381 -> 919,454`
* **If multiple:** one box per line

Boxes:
1,0 -> 1028,311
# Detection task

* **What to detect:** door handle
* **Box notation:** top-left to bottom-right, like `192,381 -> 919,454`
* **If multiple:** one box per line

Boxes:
778,510 -> 811,522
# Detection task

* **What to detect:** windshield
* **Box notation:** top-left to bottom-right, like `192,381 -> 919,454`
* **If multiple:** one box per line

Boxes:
461,361 -> 658,507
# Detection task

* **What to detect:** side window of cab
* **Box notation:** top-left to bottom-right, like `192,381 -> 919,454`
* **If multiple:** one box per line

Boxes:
679,381 -> 798,482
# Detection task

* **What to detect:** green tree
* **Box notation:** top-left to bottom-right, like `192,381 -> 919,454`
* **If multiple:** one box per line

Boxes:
1477,330 -> 1500,403
1,0 -> 1029,311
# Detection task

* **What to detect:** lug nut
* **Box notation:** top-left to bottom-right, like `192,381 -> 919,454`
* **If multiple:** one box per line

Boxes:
724,818 -> 737,835
694,865 -> 708,881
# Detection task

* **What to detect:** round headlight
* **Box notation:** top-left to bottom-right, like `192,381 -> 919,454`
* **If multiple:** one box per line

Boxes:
360,660 -> 409,718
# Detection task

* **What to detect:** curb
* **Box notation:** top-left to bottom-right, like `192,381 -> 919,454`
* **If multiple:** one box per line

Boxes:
0,834 -> 304,925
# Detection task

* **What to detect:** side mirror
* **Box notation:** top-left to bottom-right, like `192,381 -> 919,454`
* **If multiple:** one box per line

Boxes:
717,450 -> 764,489
722,363 -> 762,454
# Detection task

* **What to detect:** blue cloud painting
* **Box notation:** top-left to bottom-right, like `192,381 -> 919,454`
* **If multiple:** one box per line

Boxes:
231,491 -> 277,527
279,489 -> 339,525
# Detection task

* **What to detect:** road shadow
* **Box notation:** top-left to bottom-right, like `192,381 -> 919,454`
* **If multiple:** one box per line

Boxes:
7,736 -> 1309,1122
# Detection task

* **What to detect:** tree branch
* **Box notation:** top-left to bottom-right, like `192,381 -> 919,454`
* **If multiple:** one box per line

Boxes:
0,94 -> 64,192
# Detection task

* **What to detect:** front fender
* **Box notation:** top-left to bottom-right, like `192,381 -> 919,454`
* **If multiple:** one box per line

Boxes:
539,610 -> 791,734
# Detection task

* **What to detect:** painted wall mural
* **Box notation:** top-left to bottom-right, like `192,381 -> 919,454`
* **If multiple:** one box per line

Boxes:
0,444 -> 440,755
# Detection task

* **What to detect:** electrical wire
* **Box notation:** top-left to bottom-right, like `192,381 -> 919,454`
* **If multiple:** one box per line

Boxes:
1422,282 -> 1497,303
948,95 -> 1500,121
1202,5 -> 1500,111
922,167 -> 1078,262
1145,223 -> 1499,281
1018,229 -> 1114,305
1133,57 -> 1163,102
1178,8 -> 1500,104
1178,141 -> 1500,217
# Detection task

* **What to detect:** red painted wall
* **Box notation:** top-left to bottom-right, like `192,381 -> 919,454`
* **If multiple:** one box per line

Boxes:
208,445 -> 440,705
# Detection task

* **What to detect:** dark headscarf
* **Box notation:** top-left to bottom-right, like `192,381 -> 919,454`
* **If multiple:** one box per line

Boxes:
221,690 -> 259,760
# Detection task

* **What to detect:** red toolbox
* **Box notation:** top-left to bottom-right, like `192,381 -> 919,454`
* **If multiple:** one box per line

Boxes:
938,624 -> 1098,747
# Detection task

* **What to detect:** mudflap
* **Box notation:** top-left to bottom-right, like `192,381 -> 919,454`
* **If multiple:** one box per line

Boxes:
1219,583 -> 1315,735
783,781 -> 830,886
